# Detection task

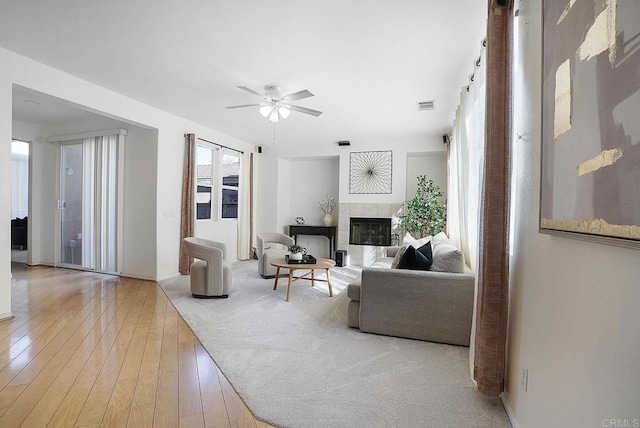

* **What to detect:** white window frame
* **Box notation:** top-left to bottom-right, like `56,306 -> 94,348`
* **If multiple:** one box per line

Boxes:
195,143 -> 218,221
219,150 -> 240,220
195,144 -> 241,222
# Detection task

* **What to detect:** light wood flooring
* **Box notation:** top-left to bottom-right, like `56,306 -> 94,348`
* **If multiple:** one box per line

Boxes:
0,263 -> 274,428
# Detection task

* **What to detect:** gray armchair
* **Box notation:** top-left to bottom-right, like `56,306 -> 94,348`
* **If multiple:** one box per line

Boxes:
183,237 -> 231,298
256,233 -> 294,278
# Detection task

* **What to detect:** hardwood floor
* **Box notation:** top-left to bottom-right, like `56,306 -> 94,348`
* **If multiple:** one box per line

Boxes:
0,263 -> 274,428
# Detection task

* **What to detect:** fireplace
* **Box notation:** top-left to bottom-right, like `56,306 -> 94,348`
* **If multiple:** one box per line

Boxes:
349,217 -> 391,246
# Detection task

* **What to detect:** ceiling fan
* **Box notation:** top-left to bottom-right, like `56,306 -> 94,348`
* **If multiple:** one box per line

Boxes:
226,85 -> 323,123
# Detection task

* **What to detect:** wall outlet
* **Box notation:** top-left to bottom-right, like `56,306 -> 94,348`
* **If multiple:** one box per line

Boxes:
520,362 -> 529,392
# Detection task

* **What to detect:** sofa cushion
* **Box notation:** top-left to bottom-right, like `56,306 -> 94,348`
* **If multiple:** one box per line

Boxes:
390,244 -> 410,269
430,242 -> 465,273
370,258 -> 394,268
397,242 -> 432,271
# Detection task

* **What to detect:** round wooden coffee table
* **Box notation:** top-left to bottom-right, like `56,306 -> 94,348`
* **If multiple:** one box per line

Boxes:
270,257 -> 336,302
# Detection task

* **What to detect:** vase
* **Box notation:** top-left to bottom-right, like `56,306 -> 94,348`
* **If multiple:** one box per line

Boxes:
289,252 -> 302,261
323,214 -> 332,226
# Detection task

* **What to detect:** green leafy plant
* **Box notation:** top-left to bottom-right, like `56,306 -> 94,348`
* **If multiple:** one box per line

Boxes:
288,244 -> 307,254
399,176 -> 446,238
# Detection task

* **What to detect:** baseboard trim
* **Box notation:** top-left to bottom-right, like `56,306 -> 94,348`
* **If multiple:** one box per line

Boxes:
120,272 -> 159,282
25,262 -> 55,267
0,312 -> 14,321
154,272 -> 182,282
500,392 -> 519,428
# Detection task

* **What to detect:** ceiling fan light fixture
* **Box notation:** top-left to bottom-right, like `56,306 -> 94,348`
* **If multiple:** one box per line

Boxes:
226,85 -> 323,126
259,105 -> 273,117
278,106 -> 290,119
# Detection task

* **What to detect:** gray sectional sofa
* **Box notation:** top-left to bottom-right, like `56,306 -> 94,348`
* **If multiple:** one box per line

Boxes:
347,244 -> 475,346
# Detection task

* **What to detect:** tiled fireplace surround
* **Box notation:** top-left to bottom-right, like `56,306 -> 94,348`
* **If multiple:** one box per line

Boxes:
337,202 -> 403,267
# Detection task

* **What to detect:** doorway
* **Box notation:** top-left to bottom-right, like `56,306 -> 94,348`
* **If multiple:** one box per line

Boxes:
11,140 -> 29,264
57,134 -> 121,274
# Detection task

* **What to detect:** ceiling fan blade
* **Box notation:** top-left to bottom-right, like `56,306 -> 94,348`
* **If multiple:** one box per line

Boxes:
237,86 -> 266,99
282,90 -> 314,102
289,104 -> 323,117
225,104 -> 261,109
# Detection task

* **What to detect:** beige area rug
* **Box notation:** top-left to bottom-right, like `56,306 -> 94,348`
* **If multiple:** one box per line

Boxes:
160,260 -> 511,428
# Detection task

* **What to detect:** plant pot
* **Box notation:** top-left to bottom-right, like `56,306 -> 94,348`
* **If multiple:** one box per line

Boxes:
289,252 -> 303,261
323,214 -> 332,226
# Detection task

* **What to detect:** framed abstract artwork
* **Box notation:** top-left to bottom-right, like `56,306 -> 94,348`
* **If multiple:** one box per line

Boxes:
540,0 -> 640,248
349,150 -> 393,194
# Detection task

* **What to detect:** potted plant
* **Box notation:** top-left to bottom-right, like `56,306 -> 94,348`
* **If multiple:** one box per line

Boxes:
399,175 -> 446,238
288,244 -> 307,261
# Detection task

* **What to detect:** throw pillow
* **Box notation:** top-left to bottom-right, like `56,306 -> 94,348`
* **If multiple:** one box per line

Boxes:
391,244 -> 410,269
430,242 -> 465,273
397,242 -> 432,271
402,232 -> 432,248
431,231 -> 449,247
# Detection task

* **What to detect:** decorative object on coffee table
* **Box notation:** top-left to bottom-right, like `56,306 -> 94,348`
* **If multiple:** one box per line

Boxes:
349,150 -> 392,194
288,244 -> 306,261
294,216 -> 305,225
316,194 -> 335,226
285,254 -> 317,264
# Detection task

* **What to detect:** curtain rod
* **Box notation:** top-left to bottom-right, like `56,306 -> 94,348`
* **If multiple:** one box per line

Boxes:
195,136 -> 244,154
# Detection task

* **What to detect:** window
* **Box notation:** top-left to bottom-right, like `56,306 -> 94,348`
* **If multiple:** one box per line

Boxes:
11,140 -> 29,219
196,145 -> 214,220
221,152 -> 239,219
196,144 -> 240,220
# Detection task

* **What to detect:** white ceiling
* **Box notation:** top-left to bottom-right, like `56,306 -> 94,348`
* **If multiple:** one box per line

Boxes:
0,1 -> 487,147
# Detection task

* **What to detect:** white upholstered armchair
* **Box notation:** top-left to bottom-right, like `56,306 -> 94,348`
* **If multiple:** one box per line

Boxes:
256,233 -> 295,278
183,237 -> 231,298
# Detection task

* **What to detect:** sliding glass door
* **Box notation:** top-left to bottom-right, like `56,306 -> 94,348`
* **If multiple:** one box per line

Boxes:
59,136 -> 119,273
60,142 -> 84,266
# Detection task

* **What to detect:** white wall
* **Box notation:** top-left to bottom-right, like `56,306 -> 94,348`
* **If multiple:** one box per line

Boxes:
0,82 -> 11,317
276,158 -> 291,234
255,148 -> 280,236
0,47 -> 253,316
288,157 -> 339,226
120,125 -> 158,278
504,1 -> 640,427
287,157 -> 339,257
406,152 -> 447,199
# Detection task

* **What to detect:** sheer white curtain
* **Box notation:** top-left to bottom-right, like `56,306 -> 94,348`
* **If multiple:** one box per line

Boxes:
448,41 -> 487,382
448,46 -> 486,273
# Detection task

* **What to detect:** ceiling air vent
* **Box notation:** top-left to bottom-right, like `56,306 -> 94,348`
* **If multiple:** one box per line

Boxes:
417,100 -> 435,111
